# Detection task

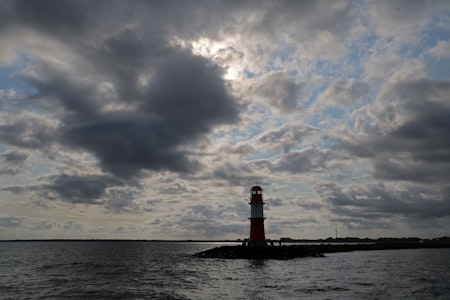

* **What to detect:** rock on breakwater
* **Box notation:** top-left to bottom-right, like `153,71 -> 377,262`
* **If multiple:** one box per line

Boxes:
194,243 -> 450,260
194,245 -> 324,260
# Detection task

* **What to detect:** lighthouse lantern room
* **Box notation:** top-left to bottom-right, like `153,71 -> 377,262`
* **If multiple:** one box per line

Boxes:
249,185 -> 266,246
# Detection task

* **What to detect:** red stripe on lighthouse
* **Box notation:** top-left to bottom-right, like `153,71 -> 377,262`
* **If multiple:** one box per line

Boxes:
250,219 -> 265,242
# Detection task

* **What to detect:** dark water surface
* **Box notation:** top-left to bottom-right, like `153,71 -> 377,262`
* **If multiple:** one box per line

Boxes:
1,241 -> 449,299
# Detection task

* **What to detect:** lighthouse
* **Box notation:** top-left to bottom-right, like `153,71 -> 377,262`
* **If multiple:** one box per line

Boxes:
249,185 -> 266,246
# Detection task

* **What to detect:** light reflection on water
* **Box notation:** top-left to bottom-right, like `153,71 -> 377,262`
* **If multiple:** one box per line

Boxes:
0,241 -> 449,299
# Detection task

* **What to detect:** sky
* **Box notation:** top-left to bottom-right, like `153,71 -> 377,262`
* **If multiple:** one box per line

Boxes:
1,0 -> 450,240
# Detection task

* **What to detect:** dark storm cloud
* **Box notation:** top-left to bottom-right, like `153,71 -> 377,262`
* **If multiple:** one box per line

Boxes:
63,115 -> 200,176
373,157 -> 450,184
337,78 -> 450,184
388,79 -> 450,149
2,174 -> 131,205
314,182 -> 450,221
22,63 -> 103,120
58,50 -> 239,177
83,31 -> 173,108
43,174 -> 123,204
11,0 -> 98,37
6,0 -> 253,45
143,51 -> 239,134
0,0 -> 241,179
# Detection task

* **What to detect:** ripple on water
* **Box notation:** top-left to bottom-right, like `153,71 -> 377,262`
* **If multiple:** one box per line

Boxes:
1,242 -> 449,299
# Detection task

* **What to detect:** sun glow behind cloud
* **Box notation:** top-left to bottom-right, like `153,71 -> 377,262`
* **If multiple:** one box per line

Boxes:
189,38 -> 242,81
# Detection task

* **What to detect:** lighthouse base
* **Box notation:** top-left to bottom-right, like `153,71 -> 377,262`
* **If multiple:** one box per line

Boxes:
249,218 -> 265,245
248,241 -> 267,247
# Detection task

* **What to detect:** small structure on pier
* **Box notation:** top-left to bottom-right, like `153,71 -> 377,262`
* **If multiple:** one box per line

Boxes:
249,185 -> 266,246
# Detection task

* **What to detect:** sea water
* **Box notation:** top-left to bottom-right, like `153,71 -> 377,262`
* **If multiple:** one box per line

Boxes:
0,241 -> 449,299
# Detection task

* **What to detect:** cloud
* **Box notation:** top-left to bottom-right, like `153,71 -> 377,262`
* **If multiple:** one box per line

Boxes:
0,150 -> 29,176
296,199 -> 324,211
248,72 -> 304,113
241,0 -> 355,61
210,162 -> 262,186
161,201 -> 249,239
158,180 -> 199,195
373,157 -> 450,184
144,51 -> 239,130
0,217 -> 23,228
10,0 -> 98,38
22,50 -> 240,178
428,40 -> 450,58
62,114 -> 201,177
368,0 -> 448,38
31,220 -> 53,230
257,122 -> 320,152
1,1 -> 241,181
2,173 -> 133,206
270,147 -> 334,174
316,79 -> 370,109
337,78 -> 450,184
1,1 -> 449,239
0,112 -> 57,149
62,220 -> 83,231
0,36 -> 239,177
104,189 -> 141,214
315,182 -> 450,221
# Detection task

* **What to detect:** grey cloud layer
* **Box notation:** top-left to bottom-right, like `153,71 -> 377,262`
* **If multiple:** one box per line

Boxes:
0,0 -> 449,238
315,182 -> 450,221
337,78 -> 450,184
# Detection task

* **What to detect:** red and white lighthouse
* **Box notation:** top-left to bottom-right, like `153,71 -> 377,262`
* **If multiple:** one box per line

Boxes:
249,185 -> 266,246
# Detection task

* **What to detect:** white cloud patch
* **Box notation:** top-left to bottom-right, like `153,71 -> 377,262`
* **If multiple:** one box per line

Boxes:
428,40 -> 450,58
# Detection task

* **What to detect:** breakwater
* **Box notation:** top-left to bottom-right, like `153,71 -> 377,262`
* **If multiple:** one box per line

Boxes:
194,243 -> 450,260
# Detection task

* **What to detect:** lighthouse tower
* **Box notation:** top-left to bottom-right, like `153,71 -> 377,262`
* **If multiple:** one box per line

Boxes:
249,185 -> 266,246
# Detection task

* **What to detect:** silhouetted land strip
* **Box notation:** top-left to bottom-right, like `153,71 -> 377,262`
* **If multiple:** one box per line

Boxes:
2,236 -> 449,244
194,242 -> 450,260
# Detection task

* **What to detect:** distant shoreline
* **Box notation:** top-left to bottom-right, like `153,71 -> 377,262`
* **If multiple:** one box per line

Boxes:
1,236 -> 449,244
0,239 -> 238,243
